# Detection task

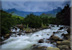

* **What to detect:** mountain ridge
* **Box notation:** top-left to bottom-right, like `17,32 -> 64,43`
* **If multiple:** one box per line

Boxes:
5,7 -> 62,17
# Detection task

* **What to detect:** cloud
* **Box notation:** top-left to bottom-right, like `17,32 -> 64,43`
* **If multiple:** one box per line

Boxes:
1,0 -> 70,2
1,0 -> 71,12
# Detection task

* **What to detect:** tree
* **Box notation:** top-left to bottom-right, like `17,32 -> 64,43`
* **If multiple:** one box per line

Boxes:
24,14 -> 42,28
56,4 -> 70,25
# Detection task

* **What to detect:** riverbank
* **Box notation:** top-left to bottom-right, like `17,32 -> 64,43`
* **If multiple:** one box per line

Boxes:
0,24 -> 71,50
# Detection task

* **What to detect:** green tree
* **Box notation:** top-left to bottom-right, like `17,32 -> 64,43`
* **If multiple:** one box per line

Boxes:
56,4 -> 70,25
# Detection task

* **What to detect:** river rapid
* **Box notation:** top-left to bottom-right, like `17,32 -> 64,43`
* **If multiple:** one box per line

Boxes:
0,24 -> 69,50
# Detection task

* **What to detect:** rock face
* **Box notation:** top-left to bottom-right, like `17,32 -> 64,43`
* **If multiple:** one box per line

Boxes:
47,47 -> 60,50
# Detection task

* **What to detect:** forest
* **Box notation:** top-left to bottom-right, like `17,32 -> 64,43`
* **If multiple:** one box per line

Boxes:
0,4 -> 70,37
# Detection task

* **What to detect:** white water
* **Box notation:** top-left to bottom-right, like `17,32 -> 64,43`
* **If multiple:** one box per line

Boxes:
0,25 -> 69,50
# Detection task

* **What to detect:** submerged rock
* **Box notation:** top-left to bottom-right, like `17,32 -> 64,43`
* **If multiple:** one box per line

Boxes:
38,39 -> 44,43
47,47 -> 60,50
58,27 -> 64,30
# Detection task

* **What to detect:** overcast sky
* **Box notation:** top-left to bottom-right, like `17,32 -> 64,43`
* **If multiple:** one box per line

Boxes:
1,0 -> 71,12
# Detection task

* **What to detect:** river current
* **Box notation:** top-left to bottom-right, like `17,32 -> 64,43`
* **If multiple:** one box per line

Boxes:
0,24 -> 69,50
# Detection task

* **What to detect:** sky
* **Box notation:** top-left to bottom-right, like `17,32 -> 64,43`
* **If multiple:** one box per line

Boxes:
1,0 -> 71,12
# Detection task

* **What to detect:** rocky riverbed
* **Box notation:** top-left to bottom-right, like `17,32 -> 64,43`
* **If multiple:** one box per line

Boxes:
0,24 -> 71,50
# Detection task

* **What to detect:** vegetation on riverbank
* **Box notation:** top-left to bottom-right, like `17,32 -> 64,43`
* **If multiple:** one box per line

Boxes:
0,4 -> 70,37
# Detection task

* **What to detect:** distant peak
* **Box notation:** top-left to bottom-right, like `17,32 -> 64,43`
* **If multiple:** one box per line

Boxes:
57,7 -> 62,9
8,8 -> 17,11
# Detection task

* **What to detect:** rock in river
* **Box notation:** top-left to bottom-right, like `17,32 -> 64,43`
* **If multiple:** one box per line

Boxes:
38,39 -> 44,43
47,47 -> 60,50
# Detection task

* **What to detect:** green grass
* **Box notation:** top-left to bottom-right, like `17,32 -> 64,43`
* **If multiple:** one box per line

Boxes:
12,15 -> 24,20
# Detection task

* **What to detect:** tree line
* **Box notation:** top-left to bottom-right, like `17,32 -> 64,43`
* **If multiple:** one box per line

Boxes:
0,4 -> 70,37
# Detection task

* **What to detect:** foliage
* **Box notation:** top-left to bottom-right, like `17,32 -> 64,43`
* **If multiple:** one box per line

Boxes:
56,4 -> 70,25
1,4 -> 70,37
41,22 -> 47,29
1,10 -> 24,36
24,14 -> 42,28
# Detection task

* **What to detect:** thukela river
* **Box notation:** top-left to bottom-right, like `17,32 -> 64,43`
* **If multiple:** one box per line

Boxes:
0,24 -> 69,50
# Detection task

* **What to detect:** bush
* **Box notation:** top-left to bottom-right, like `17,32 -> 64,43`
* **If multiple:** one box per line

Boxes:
24,14 -> 42,28
56,4 -> 70,25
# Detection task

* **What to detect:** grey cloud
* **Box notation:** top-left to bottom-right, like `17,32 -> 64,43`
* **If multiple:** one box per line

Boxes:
2,1 -> 70,12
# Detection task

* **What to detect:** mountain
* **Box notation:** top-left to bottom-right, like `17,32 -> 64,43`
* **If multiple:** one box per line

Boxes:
46,7 -> 62,15
5,7 -> 62,17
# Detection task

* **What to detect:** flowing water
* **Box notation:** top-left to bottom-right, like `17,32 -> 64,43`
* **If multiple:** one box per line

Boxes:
0,24 -> 69,50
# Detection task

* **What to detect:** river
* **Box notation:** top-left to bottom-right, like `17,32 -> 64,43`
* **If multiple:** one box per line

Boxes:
0,24 -> 69,50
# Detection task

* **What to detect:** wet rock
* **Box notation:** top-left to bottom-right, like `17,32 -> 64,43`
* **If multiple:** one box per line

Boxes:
56,41 -> 62,45
47,34 -> 49,35
33,44 -> 37,46
46,41 -> 50,43
58,27 -> 64,30
0,37 -> 4,41
56,40 -> 70,47
32,46 -> 47,50
16,24 -> 23,30
36,35 -> 39,37
58,45 -> 70,50
15,27 -> 17,30
25,29 -> 32,33
53,32 -> 56,34
38,39 -> 44,43
61,40 -> 70,46
32,28 -> 36,32
4,34 -> 10,39
0,42 -> 4,45
50,35 -> 61,41
36,29 -> 40,31
62,34 -> 70,40
47,47 -> 60,50
38,46 -> 47,49
67,27 -> 70,34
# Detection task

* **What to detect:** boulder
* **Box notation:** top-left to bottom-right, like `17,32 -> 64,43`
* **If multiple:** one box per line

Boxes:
38,46 -> 47,49
61,34 -> 70,40
32,46 -> 47,50
58,27 -> 64,30
50,35 -> 61,41
56,41 -> 62,45
38,39 -> 44,43
25,29 -> 32,33
16,24 -> 23,30
61,40 -> 70,46
32,28 -> 36,32
47,47 -> 60,50
4,34 -> 10,39
56,40 -> 70,46
58,45 -> 69,50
